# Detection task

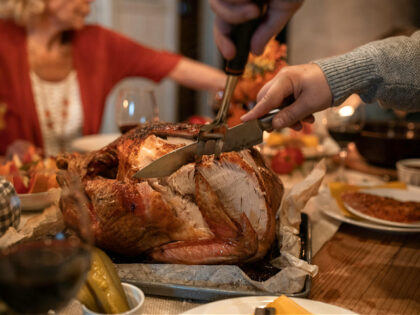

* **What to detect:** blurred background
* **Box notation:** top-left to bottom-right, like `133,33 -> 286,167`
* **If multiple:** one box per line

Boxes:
87,0 -> 420,133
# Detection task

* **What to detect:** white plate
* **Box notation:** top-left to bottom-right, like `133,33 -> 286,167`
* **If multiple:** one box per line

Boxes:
181,296 -> 358,315
343,188 -> 420,228
319,187 -> 420,233
18,188 -> 60,211
71,133 -> 121,152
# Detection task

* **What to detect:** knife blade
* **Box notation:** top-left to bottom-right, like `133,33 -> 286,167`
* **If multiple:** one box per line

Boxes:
132,109 -> 278,179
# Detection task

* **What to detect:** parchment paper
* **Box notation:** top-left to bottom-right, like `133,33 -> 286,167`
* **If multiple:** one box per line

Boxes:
117,160 -> 326,295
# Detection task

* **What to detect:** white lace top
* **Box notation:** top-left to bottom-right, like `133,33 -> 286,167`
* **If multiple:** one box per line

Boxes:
30,71 -> 83,156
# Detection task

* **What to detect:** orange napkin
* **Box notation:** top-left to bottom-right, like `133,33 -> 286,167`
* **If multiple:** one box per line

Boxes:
328,181 -> 407,218
265,295 -> 312,314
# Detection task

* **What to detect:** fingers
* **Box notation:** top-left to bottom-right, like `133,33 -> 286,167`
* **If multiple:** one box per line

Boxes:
271,97 -> 319,130
251,15 -> 286,55
302,115 -> 315,124
210,0 -> 260,24
241,73 -> 293,121
289,115 -> 315,131
213,18 -> 236,60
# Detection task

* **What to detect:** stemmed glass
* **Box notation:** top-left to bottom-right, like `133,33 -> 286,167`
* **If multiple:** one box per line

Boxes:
325,100 -> 365,181
115,87 -> 159,134
0,172 -> 92,314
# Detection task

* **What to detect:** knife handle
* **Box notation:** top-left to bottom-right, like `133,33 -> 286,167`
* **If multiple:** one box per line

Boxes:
225,0 -> 267,76
258,95 -> 295,131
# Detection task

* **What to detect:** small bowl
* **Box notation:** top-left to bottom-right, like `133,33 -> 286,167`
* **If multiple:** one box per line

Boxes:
396,159 -> 420,186
82,283 -> 145,315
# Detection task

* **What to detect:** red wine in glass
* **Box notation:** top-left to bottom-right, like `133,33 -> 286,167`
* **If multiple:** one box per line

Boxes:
0,239 -> 90,314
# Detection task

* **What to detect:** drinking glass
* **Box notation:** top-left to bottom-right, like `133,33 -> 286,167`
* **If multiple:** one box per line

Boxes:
115,88 -> 159,134
0,172 -> 92,314
325,102 -> 365,181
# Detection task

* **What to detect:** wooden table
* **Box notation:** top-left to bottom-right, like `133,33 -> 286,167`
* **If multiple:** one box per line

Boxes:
310,223 -> 420,315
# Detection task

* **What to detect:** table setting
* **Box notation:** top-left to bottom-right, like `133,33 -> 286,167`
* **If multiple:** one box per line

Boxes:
1,16 -> 420,315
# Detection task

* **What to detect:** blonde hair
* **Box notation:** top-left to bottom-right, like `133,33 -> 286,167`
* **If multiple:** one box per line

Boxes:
0,0 -> 46,25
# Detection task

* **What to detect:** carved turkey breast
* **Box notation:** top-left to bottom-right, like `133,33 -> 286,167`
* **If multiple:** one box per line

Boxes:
57,123 -> 283,264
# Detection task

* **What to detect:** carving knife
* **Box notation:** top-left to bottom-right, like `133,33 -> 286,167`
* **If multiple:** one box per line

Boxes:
132,109 -> 279,179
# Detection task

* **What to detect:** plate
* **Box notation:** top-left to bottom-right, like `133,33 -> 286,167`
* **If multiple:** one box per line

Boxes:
18,188 -> 60,211
181,296 -> 358,315
319,187 -> 420,233
343,188 -> 420,228
71,133 -> 120,152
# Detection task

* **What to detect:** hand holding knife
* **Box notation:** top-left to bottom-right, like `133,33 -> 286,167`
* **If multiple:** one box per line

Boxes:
196,0 -> 268,159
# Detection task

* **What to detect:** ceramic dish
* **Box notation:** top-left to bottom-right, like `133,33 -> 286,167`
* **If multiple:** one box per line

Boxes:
82,283 -> 145,315
181,296 -> 358,315
343,188 -> 420,228
317,188 -> 420,233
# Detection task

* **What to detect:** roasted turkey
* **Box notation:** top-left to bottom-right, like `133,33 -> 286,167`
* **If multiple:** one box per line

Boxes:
57,123 -> 283,264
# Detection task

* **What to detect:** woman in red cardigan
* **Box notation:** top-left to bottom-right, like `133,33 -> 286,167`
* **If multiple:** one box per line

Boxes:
0,0 -> 226,155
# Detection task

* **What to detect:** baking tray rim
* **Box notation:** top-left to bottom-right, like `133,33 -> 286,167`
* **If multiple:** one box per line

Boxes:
119,212 -> 312,301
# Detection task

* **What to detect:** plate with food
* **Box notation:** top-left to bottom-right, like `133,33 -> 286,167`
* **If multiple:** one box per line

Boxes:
319,187 -> 420,233
181,295 -> 358,315
0,148 -> 60,211
341,188 -> 420,228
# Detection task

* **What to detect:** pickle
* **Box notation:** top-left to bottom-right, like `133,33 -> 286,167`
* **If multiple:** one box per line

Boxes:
78,247 -> 130,314
77,283 -> 101,313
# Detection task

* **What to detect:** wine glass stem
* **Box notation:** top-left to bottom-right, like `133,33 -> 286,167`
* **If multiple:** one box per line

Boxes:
337,147 -> 348,182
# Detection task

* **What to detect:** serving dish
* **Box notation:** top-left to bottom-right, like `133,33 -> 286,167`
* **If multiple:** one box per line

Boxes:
114,213 -> 312,301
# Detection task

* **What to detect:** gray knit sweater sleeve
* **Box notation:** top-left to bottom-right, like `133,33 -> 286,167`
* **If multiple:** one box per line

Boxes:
314,31 -> 420,112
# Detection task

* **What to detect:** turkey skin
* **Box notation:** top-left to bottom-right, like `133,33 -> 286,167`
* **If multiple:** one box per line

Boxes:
57,123 -> 283,264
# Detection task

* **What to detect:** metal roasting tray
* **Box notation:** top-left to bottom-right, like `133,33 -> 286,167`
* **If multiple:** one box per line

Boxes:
114,213 -> 312,302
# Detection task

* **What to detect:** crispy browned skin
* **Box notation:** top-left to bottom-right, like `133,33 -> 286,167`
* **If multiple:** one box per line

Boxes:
57,122 -> 283,264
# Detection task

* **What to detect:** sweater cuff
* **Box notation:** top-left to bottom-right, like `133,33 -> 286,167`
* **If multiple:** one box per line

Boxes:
313,48 -> 379,106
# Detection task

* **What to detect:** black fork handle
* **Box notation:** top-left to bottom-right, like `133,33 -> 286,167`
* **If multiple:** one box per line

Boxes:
225,0 -> 268,75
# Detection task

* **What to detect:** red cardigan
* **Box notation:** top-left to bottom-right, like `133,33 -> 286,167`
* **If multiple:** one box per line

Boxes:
0,20 -> 182,154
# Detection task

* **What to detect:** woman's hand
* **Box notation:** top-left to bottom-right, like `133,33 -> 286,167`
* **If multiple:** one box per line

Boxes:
240,63 -> 333,130
210,0 -> 303,59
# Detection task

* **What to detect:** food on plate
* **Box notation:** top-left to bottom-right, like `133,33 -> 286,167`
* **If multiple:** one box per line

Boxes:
77,247 -> 129,314
270,147 -> 305,175
57,122 -> 284,264
262,295 -> 312,315
341,191 -> 420,223
0,154 -> 58,194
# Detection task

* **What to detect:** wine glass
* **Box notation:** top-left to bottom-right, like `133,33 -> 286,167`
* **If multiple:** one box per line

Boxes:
325,97 -> 365,181
115,87 -> 159,134
0,172 -> 92,314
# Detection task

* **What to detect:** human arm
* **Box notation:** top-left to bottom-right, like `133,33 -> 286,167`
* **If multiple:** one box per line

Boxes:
167,57 -> 226,92
210,0 -> 303,59
241,31 -> 420,130
97,26 -> 225,92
